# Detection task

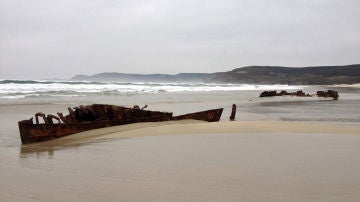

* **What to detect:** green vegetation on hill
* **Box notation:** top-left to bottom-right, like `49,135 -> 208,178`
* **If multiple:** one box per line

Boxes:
207,64 -> 360,84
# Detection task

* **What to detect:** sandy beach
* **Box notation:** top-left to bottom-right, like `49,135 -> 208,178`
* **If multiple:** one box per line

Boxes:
1,120 -> 359,202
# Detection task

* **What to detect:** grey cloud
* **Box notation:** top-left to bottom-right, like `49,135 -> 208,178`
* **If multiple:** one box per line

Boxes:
0,0 -> 359,79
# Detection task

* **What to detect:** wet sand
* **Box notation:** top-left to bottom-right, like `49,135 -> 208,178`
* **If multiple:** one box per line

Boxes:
1,120 -> 360,201
332,83 -> 360,88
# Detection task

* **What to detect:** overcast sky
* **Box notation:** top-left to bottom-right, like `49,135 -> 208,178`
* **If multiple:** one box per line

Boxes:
0,0 -> 359,79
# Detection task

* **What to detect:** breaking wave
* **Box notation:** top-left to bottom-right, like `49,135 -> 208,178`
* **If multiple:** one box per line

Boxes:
0,80 -> 304,99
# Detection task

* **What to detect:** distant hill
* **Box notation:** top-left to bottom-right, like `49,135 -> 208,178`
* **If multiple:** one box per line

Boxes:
71,64 -> 360,84
71,73 -> 209,83
207,64 -> 360,84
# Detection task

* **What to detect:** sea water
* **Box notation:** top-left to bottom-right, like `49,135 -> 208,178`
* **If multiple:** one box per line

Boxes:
0,80 -> 303,99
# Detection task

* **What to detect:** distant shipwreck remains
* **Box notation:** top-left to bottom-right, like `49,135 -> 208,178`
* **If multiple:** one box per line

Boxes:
259,90 -> 339,100
18,104 -> 223,144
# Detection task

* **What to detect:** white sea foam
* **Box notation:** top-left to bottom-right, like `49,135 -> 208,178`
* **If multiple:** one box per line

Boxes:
0,80 -> 304,99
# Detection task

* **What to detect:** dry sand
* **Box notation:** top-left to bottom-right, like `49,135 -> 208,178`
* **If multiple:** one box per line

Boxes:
99,120 -> 360,139
2,120 -> 360,202
25,120 -> 360,148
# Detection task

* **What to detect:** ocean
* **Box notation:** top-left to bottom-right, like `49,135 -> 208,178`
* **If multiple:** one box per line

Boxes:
0,80 -> 304,99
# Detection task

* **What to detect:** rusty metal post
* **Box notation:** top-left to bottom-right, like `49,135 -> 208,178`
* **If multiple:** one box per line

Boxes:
35,112 -> 48,124
230,104 -> 236,121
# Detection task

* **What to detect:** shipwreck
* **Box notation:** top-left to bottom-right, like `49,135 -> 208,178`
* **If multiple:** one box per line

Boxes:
18,104 -> 223,144
259,90 -> 339,100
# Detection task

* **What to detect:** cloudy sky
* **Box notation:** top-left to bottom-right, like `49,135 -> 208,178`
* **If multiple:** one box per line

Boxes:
0,0 -> 359,79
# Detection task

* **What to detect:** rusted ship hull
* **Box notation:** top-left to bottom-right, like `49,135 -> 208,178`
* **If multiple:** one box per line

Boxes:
172,108 -> 223,122
259,90 -> 339,100
18,105 -> 223,144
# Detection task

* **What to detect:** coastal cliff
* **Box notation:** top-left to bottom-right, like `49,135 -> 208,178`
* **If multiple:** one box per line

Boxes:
71,73 -> 209,83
